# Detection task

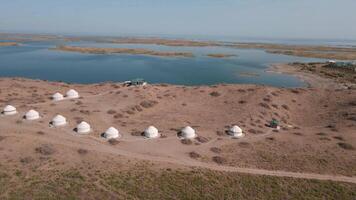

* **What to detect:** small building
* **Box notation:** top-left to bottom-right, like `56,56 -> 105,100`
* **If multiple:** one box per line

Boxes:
66,89 -> 79,99
180,126 -> 197,139
144,126 -> 159,138
2,105 -> 17,115
228,125 -> 244,138
52,92 -> 64,101
51,115 -> 67,127
103,127 -> 120,139
76,121 -> 91,134
25,109 -> 40,120
124,79 -> 147,87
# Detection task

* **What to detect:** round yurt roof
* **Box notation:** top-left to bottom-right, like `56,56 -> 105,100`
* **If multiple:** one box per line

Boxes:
66,89 -> 79,98
229,125 -> 242,134
4,105 -> 16,112
104,127 -> 119,139
52,115 -> 66,123
52,92 -> 64,100
77,121 -> 90,129
25,109 -> 39,119
144,126 -> 159,138
181,126 -> 196,139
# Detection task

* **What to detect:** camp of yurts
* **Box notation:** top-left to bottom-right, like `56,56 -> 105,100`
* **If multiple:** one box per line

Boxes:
66,89 -> 79,99
229,125 -> 244,138
76,121 -> 91,134
144,126 -> 159,138
103,127 -> 120,139
52,92 -> 64,101
180,126 -> 196,139
25,109 -> 40,120
51,115 -> 67,127
2,105 -> 17,115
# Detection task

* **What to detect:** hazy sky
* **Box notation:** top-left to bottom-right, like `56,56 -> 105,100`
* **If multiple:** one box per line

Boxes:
1,0 -> 355,39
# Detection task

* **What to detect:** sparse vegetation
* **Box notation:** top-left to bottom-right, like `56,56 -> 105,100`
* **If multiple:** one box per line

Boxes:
338,143 -> 354,150
209,91 -> 221,97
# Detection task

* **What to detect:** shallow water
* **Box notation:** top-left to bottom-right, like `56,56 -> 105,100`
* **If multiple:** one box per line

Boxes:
0,40 -> 325,87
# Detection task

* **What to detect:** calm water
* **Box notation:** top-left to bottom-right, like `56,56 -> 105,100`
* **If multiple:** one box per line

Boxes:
0,40 -> 326,87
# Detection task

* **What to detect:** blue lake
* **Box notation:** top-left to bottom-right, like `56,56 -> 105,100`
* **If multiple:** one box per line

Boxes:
0,40 -> 326,87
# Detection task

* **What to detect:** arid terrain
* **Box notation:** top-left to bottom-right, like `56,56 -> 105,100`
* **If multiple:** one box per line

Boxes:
0,69 -> 355,199
0,42 -> 19,47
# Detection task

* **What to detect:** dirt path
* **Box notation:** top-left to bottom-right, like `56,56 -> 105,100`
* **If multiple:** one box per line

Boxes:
9,133 -> 356,184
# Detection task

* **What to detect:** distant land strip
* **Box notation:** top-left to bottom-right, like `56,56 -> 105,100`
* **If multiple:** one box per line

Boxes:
0,42 -> 19,47
52,45 -> 194,57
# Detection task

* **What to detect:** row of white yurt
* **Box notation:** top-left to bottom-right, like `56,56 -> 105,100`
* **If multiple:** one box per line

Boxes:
52,89 -> 79,101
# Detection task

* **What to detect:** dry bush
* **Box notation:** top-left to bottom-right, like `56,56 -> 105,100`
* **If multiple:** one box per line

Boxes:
239,100 -> 246,104
239,142 -> 250,148
282,105 -> 289,110
77,149 -> 88,155
114,113 -> 123,119
259,103 -> 271,109
131,130 -> 143,136
316,132 -> 327,136
212,156 -> 227,165
108,139 -> 120,145
35,144 -> 55,156
266,137 -> 275,141
20,156 -> 34,164
216,130 -> 225,136
181,139 -> 193,145
210,147 -> 222,154
189,151 -> 201,159
333,136 -> 344,141
209,91 -> 221,97
36,131 -> 45,135
107,109 -> 116,115
140,100 -> 158,108
293,132 -> 303,136
196,136 -> 209,143
338,142 -> 354,150
126,110 -> 135,115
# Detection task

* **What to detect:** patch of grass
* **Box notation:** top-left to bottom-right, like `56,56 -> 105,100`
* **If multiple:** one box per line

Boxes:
188,151 -> 201,159
212,156 -> 227,165
77,148 -> 89,155
108,139 -> 120,145
210,147 -> 222,154
35,144 -> 55,156
140,100 -> 158,108
181,139 -> 193,145
209,91 -> 221,97
338,143 -> 354,150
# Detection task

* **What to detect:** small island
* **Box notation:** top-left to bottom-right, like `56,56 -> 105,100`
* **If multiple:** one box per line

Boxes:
0,42 -> 19,47
52,45 -> 194,57
207,53 -> 236,58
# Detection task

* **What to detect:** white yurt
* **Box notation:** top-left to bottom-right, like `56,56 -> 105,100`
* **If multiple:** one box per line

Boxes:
51,115 -> 67,127
52,92 -> 64,101
2,105 -> 17,115
25,109 -> 40,120
144,126 -> 159,138
103,127 -> 120,139
66,89 -> 79,99
228,125 -> 244,138
76,121 -> 91,134
180,126 -> 196,139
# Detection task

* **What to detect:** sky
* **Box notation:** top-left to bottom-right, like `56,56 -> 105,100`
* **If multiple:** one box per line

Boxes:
0,0 -> 356,40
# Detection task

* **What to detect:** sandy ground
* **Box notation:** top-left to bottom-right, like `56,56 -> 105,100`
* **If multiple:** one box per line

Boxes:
0,77 -> 355,184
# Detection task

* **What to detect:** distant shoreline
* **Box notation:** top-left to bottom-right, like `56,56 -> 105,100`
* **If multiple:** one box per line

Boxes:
2,32 -> 356,60
0,42 -> 19,47
52,45 -> 194,58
